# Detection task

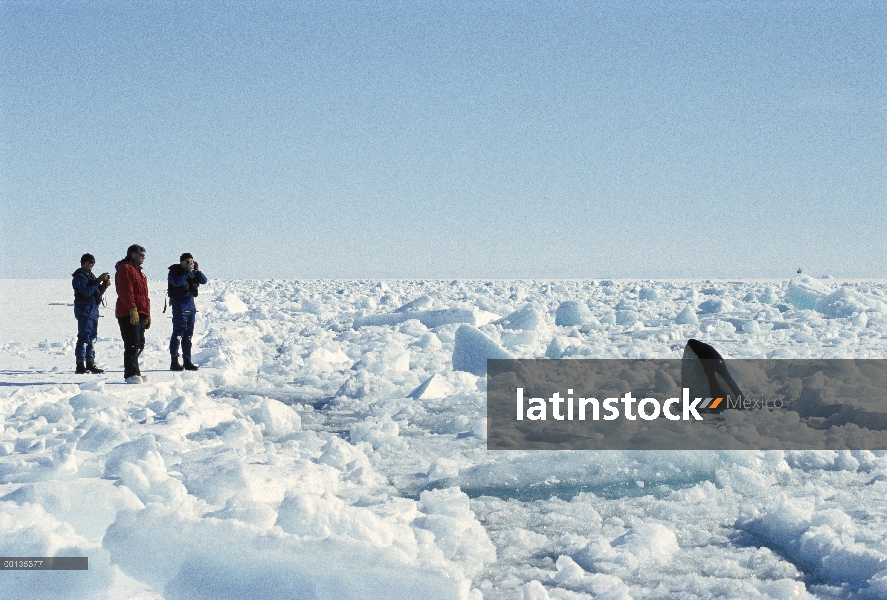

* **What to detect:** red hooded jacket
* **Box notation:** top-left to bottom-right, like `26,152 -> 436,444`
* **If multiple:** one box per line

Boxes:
115,259 -> 151,318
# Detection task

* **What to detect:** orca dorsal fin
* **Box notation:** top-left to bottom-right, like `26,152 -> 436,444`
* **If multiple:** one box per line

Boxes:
681,339 -> 743,411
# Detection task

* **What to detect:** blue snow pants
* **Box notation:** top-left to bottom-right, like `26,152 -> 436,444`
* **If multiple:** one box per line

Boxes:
74,303 -> 99,362
170,307 -> 196,361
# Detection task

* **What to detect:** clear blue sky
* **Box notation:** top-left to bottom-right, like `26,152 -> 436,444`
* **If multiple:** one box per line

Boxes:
2,1 -> 884,279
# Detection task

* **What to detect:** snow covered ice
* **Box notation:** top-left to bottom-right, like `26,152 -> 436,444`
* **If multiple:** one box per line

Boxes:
2,277 -> 887,599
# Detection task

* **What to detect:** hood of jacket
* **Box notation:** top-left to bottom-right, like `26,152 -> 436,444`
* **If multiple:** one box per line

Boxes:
116,258 -> 141,271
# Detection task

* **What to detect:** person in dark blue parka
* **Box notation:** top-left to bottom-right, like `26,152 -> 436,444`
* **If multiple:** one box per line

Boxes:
168,252 -> 207,371
72,253 -> 110,374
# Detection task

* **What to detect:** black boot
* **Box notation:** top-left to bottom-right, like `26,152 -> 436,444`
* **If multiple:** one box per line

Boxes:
76,361 -> 88,374
85,361 -> 104,374
183,360 -> 199,371
170,356 -> 184,371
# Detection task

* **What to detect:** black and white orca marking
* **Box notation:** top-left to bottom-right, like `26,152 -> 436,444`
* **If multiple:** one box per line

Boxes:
680,338 -> 743,412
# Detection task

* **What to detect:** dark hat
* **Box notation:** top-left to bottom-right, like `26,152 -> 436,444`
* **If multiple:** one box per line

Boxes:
180,252 -> 193,262
80,253 -> 95,264
127,244 -> 146,257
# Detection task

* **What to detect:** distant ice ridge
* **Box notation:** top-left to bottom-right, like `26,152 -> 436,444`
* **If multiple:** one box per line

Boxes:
2,278 -> 887,598
787,274 -> 886,318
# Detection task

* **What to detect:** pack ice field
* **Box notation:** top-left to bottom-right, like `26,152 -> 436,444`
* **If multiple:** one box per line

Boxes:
2,276 -> 887,600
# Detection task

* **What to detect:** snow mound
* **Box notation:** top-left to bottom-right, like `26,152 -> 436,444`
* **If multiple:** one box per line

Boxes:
275,491 -> 408,547
638,287 -> 659,300
215,292 -> 248,314
550,556 -> 632,599
786,276 -> 885,318
103,435 -> 188,503
179,449 -> 254,506
395,296 -> 434,312
452,324 -> 514,376
249,399 -> 302,441
615,310 -> 639,325
1,479 -> 143,539
416,487 -> 496,578
349,416 -> 401,449
204,496 -> 278,529
1,502 -> 116,599
738,496 -> 887,589
103,504 -> 472,600
77,421 -> 131,453
674,304 -> 698,325
816,288 -> 886,318
574,522 -> 679,575
698,298 -> 732,313
68,390 -> 116,416
554,301 -> 594,326
786,275 -> 833,310
499,304 -> 547,331
409,374 -> 455,399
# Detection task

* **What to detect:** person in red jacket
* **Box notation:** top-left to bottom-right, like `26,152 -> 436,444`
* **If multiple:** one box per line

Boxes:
115,244 -> 152,383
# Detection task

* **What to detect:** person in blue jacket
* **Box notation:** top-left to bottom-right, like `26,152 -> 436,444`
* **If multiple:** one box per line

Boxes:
168,252 -> 207,371
72,253 -> 110,374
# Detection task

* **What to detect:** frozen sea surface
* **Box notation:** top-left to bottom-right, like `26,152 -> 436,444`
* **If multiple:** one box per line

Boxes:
2,277 -> 887,599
